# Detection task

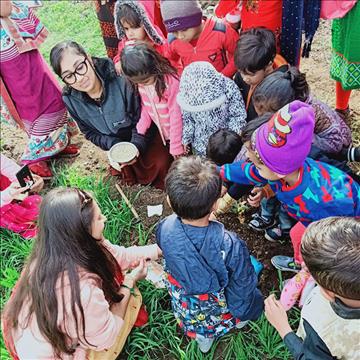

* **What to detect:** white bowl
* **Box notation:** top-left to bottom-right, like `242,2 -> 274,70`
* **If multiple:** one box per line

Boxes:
108,142 -> 138,164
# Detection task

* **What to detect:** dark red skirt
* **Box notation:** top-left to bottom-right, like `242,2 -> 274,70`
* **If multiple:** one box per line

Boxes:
114,131 -> 172,190
94,0 -> 119,60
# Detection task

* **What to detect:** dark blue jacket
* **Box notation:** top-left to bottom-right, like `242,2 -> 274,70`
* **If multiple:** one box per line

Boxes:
62,57 -> 155,153
156,214 -> 264,321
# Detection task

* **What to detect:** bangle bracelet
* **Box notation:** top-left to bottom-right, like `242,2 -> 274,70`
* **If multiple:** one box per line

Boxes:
121,284 -> 137,296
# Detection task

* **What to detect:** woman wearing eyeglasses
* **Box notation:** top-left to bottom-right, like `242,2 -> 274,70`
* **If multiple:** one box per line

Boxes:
50,40 -> 172,189
0,1 -> 79,179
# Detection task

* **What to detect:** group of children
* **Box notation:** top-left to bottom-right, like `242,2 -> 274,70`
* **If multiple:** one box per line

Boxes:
1,0 -> 360,358
98,0 -> 360,356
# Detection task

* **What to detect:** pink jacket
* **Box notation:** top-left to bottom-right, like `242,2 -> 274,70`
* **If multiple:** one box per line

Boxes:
136,75 -> 184,156
11,240 -> 159,359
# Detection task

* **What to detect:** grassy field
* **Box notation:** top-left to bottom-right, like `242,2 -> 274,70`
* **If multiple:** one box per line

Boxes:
1,166 -> 298,360
0,2 -> 298,359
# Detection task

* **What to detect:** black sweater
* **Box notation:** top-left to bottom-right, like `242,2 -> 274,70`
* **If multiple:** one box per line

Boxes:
62,57 -> 155,154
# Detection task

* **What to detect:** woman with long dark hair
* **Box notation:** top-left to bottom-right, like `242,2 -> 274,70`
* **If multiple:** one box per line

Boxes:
50,40 -> 172,189
2,187 -> 161,359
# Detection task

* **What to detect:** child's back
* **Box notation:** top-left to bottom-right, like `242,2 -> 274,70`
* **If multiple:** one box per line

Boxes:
178,61 -> 246,156
157,156 -> 263,352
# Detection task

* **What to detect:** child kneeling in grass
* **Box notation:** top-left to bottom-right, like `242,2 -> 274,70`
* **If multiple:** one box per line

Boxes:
265,217 -> 360,360
157,156 -> 263,353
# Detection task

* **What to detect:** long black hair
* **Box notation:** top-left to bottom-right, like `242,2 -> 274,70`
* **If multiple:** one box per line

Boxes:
252,66 -> 310,114
3,187 -> 123,357
121,42 -> 178,100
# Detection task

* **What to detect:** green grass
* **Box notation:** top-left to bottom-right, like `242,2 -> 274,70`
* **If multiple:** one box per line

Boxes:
0,164 -> 298,359
36,1 -> 106,64
0,2 -> 299,359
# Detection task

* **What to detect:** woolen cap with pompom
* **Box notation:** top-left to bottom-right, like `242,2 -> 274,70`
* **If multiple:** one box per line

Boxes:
255,100 -> 315,175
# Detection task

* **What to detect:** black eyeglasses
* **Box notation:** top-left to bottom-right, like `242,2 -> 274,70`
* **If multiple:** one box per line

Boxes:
62,58 -> 89,85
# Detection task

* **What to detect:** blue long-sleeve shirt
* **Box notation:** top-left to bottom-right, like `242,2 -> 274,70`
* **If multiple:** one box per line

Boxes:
219,158 -> 360,225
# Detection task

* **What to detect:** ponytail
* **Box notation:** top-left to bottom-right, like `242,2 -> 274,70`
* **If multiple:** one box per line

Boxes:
253,66 -> 310,114
284,67 -> 309,102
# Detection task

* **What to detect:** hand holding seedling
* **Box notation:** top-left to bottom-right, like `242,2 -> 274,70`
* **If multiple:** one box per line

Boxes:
264,294 -> 293,339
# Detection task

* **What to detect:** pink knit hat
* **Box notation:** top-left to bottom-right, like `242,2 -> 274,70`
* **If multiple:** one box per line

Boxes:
255,101 -> 315,175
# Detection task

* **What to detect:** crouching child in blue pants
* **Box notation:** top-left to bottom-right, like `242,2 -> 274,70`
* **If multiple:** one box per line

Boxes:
156,156 -> 263,353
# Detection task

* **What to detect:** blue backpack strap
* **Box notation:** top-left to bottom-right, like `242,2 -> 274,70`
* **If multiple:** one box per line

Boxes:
213,20 -> 226,34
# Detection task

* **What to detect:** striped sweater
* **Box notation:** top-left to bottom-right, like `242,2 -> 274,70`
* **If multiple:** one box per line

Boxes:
137,75 -> 184,156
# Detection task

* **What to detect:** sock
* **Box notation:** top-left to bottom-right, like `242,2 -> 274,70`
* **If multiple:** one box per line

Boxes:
335,82 -> 352,110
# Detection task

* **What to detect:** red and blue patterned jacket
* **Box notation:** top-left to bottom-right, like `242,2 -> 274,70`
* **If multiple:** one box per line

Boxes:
219,158 -> 360,225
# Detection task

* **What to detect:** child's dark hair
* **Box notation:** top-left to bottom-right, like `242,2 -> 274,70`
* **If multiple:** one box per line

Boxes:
206,129 -> 243,166
165,156 -> 222,220
240,113 -> 273,143
121,42 -> 178,100
301,217 -> 360,300
116,4 -> 141,29
234,27 -> 276,73
253,67 -> 310,114
50,40 -> 87,78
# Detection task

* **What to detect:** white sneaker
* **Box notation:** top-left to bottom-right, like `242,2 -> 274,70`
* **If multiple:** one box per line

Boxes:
236,320 -> 249,329
196,337 -> 214,353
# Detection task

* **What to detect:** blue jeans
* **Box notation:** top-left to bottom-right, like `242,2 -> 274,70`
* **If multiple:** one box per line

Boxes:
260,197 -> 294,232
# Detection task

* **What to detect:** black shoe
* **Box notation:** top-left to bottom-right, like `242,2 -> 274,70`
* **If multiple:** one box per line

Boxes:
249,213 -> 276,231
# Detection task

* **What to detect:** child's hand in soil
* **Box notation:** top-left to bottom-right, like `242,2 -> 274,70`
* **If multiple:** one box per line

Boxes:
264,294 -> 293,339
247,187 -> 264,207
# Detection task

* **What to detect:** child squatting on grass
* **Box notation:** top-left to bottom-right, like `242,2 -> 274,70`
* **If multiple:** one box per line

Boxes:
177,61 -> 247,157
265,217 -> 360,360
157,156 -> 264,353
1,187 -> 162,359
218,100 -> 360,271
